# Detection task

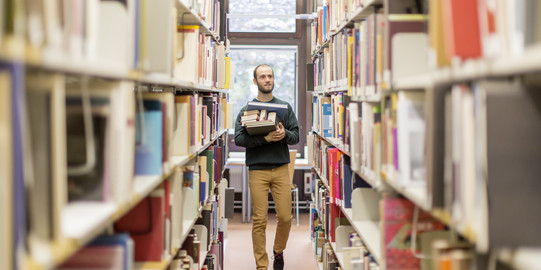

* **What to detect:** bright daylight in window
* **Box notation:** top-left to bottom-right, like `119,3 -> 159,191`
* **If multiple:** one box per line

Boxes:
229,46 -> 297,129
228,0 -> 296,32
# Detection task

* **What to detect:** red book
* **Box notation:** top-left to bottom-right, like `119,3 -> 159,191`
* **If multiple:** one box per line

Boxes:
163,180 -> 171,221
383,197 -> 445,270
327,148 -> 339,204
334,151 -> 342,205
328,203 -> 343,243
442,0 -> 482,59
115,190 -> 165,261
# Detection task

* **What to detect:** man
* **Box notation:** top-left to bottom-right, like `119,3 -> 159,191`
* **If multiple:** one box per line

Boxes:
234,64 -> 299,270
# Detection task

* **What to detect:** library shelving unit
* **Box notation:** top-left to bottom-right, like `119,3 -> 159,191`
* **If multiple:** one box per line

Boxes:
0,0 -> 233,270
307,0 -> 541,270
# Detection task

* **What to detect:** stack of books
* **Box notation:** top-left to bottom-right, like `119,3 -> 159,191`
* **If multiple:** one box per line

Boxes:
240,101 -> 288,135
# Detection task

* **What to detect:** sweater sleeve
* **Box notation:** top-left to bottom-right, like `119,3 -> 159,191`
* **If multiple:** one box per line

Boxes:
234,106 -> 268,148
283,104 -> 299,145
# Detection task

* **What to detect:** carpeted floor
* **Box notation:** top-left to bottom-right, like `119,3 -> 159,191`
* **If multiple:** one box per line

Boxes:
224,210 -> 320,270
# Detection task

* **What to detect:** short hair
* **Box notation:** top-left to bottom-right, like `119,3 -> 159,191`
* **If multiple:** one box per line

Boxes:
253,64 -> 274,79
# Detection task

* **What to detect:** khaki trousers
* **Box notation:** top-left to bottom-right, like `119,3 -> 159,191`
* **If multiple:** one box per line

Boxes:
248,164 -> 292,269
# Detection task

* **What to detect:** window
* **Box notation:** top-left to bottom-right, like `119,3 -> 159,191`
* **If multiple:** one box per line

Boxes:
229,45 -> 297,129
228,0 -> 296,33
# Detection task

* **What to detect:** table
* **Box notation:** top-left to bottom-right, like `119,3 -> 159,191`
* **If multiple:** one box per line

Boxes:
225,155 -> 311,223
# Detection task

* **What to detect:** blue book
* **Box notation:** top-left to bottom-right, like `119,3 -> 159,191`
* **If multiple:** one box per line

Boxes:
323,4 -> 328,41
200,181 -> 207,204
90,233 -> 134,270
135,99 -> 163,175
1,62 -> 26,270
343,160 -> 353,209
321,103 -> 333,137
246,101 -> 288,123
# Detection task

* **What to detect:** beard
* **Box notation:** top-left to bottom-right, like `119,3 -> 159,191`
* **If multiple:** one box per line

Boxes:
257,82 -> 274,94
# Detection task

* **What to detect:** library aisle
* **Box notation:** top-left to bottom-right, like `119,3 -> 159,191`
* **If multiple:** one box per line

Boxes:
225,212 -> 319,270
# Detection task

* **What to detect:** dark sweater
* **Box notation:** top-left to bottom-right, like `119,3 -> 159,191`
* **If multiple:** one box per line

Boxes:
234,97 -> 299,170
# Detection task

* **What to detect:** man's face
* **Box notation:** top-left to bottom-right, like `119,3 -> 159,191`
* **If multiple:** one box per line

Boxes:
254,66 -> 274,94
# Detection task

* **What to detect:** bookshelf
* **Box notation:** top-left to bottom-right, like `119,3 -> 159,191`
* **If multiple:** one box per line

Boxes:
308,0 -> 541,269
23,128 -> 230,270
1,0 -> 232,270
311,162 -> 382,265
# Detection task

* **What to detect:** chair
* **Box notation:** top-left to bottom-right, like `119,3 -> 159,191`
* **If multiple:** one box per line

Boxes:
288,150 -> 299,226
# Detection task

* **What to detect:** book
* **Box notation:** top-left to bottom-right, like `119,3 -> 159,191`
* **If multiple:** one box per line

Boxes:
200,148 -> 215,197
175,25 -> 200,83
114,189 -> 166,262
441,0 -> 482,59
396,91 -> 426,186
88,233 -> 135,270
140,0 -> 175,73
58,245 -> 126,269
241,113 -> 259,122
134,99 -> 163,176
198,155 -> 208,204
383,196 -> 445,270
0,68 -> 14,270
425,83 -> 446,209
173,95 -> 194,156
96,0 -> 136,70
25,72 -> 67,253
243,111 -> 279,136
171,168 -> 185,252
143,92 -> 174,171
108,81 -> 136,204
5,62 -> 27,270
473,79 -> 541,251
245,101 -> 288,123
195,204 -> 212,250
387,15 -> 429,83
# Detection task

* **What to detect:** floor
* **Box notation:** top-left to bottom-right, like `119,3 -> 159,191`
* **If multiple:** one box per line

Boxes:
224,210 -> 320,270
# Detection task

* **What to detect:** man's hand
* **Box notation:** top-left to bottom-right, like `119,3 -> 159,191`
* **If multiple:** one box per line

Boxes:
264,122 -> 285,142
